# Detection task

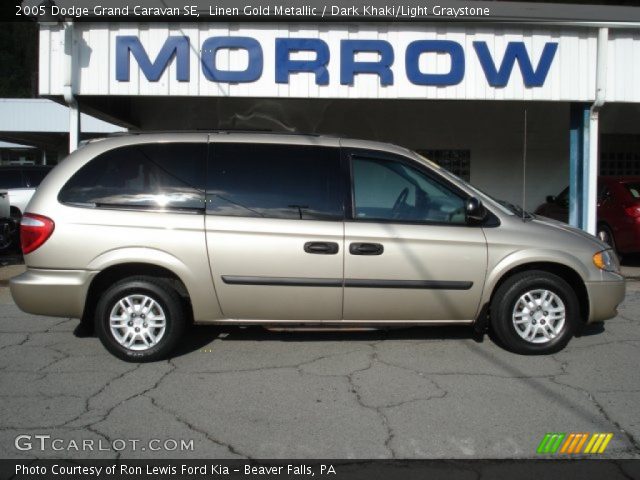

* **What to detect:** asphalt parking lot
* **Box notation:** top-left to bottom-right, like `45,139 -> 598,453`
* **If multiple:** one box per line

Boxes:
0,264 -> 639,460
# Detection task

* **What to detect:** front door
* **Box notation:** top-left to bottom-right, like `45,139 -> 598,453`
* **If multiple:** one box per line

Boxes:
343,152 -> 488,322
205,141 -> 345,321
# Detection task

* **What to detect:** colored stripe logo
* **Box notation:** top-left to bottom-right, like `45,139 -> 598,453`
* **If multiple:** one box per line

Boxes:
537,433 -> 613,454
583,433 -> 614,454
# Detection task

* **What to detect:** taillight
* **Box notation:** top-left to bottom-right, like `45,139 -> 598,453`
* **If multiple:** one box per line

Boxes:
20,213 -> 55,254
624,205 -> 640,218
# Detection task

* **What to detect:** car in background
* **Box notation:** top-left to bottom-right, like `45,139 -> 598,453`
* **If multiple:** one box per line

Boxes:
0,190 -> 11,252
0,166 -> 53,217
535,176 -> 640,255
0,165 -> 53,252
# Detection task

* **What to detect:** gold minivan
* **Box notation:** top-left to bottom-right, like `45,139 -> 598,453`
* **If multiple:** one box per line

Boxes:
10,133 -> 625,361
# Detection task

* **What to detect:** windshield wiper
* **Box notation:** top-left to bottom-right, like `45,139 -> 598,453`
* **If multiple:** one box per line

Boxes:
496,200 -> 533,220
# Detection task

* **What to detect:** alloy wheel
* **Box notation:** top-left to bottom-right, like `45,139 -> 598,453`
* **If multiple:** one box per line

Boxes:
512,289 -> 566,344
109,294 -> 167,351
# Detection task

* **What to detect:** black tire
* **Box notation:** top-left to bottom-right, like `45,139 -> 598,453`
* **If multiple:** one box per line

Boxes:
95,276 -> 185,362
490,270 -> 579,355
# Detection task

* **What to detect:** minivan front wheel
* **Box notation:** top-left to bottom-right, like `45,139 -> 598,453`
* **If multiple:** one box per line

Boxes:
490,271 -> 579,354
95,277 -> 185,362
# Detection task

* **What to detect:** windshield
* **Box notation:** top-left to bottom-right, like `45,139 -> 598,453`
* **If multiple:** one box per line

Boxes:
412,151 -> 526,217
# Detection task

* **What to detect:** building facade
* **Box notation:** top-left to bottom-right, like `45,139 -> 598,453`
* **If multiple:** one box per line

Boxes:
36,17 -> 640,232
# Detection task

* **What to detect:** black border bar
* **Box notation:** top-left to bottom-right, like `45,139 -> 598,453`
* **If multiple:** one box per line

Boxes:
12,0 -> 640,24
2,459 -> 640,480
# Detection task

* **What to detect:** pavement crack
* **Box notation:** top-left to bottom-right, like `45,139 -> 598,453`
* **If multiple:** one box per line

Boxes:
142,359 -> 251,459
0,333 -> 31,351
344,348 -> 397,459
48,363 -> 142,429
548,360 -> 640,454
146,392 -> 250,459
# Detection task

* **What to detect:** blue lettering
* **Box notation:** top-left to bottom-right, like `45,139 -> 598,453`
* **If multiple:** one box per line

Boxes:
275,38 -> 330,85
201,37 -> 263,83
116,36 -> 189,82
113,35 -> 557,90
340,40 -> 394,86
473,41 -> 558,87
405,40 -> 465,86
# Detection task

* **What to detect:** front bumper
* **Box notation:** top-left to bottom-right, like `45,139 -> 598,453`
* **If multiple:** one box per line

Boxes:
585,274 -> 626,323
10,268 -> 96,319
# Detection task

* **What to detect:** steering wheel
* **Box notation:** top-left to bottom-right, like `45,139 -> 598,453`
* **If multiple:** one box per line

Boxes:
391,187 -> 409,217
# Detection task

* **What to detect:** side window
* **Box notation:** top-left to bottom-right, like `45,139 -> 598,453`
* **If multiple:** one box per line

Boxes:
352,156 -> 466,224
207,143 -> 343,221
0,170 -> 24,189
58,143 -> 206,210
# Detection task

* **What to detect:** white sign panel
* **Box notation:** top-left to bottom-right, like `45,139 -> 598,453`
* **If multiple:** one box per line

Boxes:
37,23 -> 638,102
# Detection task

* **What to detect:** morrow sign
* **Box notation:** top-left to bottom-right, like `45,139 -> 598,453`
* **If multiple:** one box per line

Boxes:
115,36 -> 558,87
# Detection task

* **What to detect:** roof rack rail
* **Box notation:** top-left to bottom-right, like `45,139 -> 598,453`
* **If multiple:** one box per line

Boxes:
104,129 -> 325,137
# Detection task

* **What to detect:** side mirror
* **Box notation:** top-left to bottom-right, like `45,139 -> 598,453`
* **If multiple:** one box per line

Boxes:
466,197 -> 488,224
546,195 -> 555,203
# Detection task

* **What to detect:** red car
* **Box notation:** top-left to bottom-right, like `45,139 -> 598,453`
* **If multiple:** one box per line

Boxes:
535,176 -> 640,255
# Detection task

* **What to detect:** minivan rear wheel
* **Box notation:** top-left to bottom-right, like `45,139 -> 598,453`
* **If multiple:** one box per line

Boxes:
490,270 -> 579,354
95,276 -> 185,362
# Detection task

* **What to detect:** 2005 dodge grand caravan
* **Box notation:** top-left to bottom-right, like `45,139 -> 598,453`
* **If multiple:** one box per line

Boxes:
10,132 -> 625,361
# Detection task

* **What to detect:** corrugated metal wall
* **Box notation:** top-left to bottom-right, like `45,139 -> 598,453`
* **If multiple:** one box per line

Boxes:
38,23 -> 639,103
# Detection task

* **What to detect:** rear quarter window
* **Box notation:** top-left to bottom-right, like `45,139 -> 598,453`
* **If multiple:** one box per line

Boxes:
58,143 -> 206,210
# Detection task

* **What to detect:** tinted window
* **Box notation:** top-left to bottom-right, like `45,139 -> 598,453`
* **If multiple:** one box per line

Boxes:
24,168 -> 51,187
59,143 -> 206,210
0,170 -> 24,189
207,143 -> 343,220
352,157 -> 466,224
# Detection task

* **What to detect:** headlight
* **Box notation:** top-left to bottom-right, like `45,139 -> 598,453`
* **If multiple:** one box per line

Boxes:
593,249 -> 620,273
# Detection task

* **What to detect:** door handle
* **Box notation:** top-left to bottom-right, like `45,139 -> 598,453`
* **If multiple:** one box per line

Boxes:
349,242 -> 384,255
304,241 -> 339,255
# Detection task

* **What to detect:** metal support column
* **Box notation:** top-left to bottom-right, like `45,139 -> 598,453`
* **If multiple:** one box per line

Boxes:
64,21 -> 80,153
586,109 -> 599,235
569,103 -> 590,230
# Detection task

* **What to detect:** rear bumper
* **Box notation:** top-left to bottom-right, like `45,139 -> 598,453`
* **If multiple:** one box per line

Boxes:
10,268 -> 96,318
585,275 -> 626,323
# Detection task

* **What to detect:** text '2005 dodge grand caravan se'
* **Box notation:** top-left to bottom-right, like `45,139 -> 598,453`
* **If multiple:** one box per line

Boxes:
10,133 -> 625,361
